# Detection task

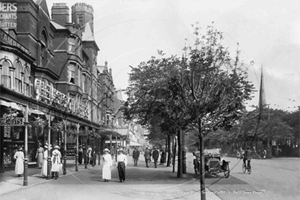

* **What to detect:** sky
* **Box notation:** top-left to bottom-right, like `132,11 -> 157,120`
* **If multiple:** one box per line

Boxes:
46,0 -> 300,112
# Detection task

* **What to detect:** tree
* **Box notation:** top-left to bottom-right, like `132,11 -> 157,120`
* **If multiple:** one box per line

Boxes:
125,23 -> 255,200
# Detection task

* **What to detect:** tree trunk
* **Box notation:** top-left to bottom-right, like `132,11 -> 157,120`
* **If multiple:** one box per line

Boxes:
182,131 -> 186,174
167,134 -> 171,167
172,135 -> 176,173
177,129 -> 183,178
198,118 -> 206,200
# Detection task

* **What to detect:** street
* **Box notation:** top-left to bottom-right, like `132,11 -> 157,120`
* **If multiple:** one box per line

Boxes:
0,155 -> 208,200
1,154 -> 299,200
205,157 -> 300,200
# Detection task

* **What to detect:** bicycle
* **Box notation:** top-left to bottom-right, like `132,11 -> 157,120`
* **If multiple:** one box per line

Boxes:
242,160 -> 251,174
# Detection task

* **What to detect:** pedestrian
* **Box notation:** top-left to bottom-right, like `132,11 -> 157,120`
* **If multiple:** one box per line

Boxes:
51,145 -> 61,180
152,147 -> 159,168
263,149 -> 267,159
132,147 -> 140,166
102,148 -> 112,182
159,149 -> 166,165
116,148 -> 127,182
144,147 -> 151,168
14,147 -> 24,177
87,145 -> 92,165
111,146 -> 115,161
78,145 -> 83,164
41,144 -> 51,177
35,144 -> 44,168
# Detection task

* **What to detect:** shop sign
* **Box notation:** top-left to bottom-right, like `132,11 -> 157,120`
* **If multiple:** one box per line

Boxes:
34,78 -> 90,119
0,28 -> 31,55
0,2 -> 17,30
0,117 -> 24,126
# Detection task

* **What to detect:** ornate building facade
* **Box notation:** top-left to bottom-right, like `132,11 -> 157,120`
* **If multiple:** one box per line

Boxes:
0,0 -> 120,172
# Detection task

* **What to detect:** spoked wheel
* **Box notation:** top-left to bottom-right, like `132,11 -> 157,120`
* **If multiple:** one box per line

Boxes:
242,163 -> 246,173
224,165 -> 230,178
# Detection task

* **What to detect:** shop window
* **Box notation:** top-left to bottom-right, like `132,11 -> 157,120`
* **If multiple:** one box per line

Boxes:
1,61 -> 11,88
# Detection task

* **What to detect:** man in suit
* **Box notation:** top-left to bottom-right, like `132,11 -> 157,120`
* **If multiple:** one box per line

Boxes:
152,147 -> 159,168
132,147 -> 140,166
144,147 -> 151,168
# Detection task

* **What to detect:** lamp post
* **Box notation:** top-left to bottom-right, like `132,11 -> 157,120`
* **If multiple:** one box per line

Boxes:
47,114 -> 52,180
23,105 -> 29,186
63,120 -> 67,175
75,123 -> 79,172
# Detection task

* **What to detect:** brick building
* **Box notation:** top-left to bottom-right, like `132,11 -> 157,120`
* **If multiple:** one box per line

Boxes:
0,0 -> 121,172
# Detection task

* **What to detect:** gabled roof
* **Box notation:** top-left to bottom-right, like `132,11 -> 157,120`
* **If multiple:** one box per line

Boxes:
82,23 -> 95,41
33,0 -> 50,18
82,22 -> 100,51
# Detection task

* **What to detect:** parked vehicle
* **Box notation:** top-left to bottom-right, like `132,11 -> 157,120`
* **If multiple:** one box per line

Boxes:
193,149 -> 230,178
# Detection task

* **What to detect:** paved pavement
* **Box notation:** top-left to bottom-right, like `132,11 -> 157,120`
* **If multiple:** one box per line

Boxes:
0,153 -> 221,200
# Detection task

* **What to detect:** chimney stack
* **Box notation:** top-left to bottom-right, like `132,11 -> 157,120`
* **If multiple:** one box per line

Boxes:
51,3 -> 69,26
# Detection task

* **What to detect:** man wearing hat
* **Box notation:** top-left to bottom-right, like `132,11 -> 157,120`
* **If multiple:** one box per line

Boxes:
116,148 -> 127,182
51,145 -> 61,179
102,148 -> 113,182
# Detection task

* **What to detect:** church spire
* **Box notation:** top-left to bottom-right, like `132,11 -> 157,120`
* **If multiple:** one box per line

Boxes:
258,65 -> 266,109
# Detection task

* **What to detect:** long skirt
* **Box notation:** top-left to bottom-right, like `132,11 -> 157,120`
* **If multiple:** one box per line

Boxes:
37,153 -> 43,168
117,162 -> 126,181
41,159 -> 47,177
15,158 -> 24,175
102,164 -> 111,180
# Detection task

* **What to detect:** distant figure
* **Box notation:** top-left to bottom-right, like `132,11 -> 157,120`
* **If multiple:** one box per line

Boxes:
102,148 -> 112,182
160,149 -> 166,165
87,145 -> 92,165
35,144 -> 44,168
116,148 -> 128,182
14,147 -> 24,177
152,147 -> 159,168
132,147 -> 140,166
78,145 -> 83,164
144,147 -> 151,168
263,149 -> 267,159
51,145 -> 61,180
236,150 -> 240,159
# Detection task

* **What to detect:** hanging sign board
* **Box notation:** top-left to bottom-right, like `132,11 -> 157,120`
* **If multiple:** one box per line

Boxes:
0,117 -> 24,126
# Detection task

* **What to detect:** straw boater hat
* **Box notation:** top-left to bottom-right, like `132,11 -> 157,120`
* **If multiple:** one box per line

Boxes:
103,148 -> 110,153
54,145 -> 60,149
18,147 -> 23,151
118,148 -> 124,152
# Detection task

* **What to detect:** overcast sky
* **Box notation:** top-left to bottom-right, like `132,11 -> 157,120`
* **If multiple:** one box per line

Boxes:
47,0 -> 300,112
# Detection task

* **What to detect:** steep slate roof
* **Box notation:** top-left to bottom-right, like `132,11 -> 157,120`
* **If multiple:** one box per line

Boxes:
33,0 -> 50,18
50,21 -> 68,30
82,23 -> 95,41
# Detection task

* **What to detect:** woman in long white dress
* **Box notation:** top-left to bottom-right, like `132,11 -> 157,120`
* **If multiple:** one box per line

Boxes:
35,145 -> 44,168
14,147 -> 24,176
41,144 -> 51,177
102,148 -> 112,182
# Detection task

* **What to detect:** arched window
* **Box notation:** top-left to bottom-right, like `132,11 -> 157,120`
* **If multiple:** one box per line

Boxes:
24,66 -> 31,96
40,30 -> 48,65
14,61 -> 23,93
1,60 -> 11,88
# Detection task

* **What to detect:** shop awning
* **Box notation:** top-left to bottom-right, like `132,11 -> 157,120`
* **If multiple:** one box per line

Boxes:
129,141 -> 141,146
0,100 -> 22,110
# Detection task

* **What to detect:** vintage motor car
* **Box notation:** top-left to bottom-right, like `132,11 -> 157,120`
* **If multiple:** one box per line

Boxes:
193,148 -> 230,178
